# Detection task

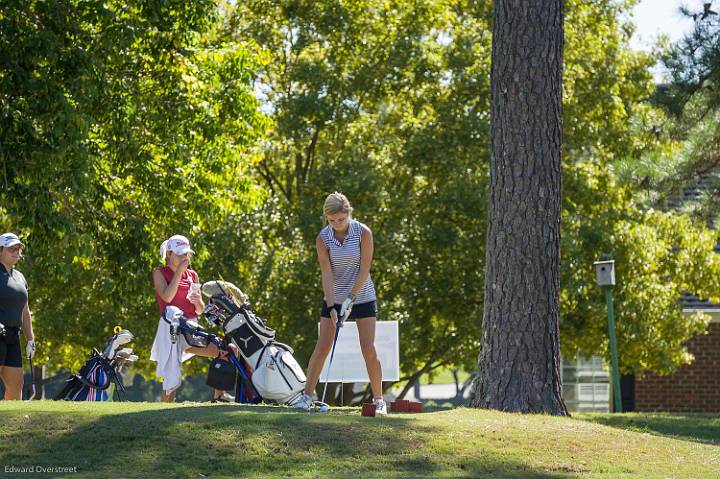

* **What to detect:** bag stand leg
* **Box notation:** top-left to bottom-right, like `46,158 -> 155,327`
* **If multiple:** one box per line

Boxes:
235,370 -> 241,403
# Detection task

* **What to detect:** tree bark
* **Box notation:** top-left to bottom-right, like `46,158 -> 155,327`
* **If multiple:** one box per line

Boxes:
471,0 -> 567,415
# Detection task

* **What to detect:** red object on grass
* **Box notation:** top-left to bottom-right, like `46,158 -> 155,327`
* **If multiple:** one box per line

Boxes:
390,399 -> 409,412
408,401 -> 423,412
362,403 -> 376,417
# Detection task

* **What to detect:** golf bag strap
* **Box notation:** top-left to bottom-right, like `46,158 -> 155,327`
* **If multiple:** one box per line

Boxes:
252,340 -> 294,370
74,373 -> 113,391
75,368 -> 126,399
254,341 -> 272,370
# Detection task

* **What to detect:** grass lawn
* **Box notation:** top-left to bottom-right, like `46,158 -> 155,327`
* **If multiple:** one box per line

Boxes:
419,368 -> 470,385
0,402 -> 717,478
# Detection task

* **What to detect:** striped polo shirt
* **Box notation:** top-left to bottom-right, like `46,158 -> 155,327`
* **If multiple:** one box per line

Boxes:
320,219 -> 376,305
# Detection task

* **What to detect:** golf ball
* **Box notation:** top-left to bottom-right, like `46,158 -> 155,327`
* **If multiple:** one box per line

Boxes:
318,404 -> 330,413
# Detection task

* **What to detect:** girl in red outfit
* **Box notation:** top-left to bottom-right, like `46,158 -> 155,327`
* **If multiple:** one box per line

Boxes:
150,235 -> 229,402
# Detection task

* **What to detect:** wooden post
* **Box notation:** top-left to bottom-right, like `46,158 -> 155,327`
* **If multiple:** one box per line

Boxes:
32,364 -> 45,400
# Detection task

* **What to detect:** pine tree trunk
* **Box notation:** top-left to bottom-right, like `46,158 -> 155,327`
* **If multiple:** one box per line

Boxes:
471,0 -> 567,415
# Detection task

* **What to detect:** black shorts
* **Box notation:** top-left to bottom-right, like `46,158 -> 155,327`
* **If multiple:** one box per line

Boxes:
0,328 -> 23,368
320,300 -> 377,320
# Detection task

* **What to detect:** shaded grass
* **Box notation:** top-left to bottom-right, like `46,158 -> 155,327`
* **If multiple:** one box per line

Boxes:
0,402 -> 717,478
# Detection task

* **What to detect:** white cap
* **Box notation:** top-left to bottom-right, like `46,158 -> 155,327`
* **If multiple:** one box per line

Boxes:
160,234 -> 194,260
0,233 -> 24,248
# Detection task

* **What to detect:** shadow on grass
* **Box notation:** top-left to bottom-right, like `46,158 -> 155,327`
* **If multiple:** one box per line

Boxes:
0,404 -> 574,479
579,413 -> 720,446
417,398 -> 466,412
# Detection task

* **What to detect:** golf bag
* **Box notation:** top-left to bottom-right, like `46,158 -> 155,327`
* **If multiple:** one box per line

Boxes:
202,280 -> 307,405
163,305 -> 259,404
54,329 -> 136,402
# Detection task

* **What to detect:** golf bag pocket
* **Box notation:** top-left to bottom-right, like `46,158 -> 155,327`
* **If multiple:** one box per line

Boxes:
207,357 -> 236,391
225,308 -> 275,361
251,342 -> 306,403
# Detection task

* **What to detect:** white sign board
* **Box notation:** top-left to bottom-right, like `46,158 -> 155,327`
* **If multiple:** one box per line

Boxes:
319,320 -> 399,382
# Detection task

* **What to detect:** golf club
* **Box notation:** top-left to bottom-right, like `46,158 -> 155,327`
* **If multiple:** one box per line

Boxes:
320,308 -> 349,405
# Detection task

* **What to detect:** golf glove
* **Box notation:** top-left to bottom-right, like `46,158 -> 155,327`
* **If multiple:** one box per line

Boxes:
329,307 -> 340,326
0,321 -> 5,337
339,293 -> 356,322
26,339 -> 36,359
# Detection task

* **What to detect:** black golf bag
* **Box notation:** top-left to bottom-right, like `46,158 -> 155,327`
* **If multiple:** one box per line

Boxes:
202,280 -> 307,405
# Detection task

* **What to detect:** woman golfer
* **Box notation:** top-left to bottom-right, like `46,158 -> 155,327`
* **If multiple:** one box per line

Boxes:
150,234 -> 233,403
295,192 -> 386,414
0,233 -> 36,400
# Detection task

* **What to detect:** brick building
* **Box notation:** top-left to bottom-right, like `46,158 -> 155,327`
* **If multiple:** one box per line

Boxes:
633,312 -> 720,413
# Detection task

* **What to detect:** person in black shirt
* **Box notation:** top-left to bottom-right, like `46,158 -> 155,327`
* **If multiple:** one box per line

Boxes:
0,233 -> 36,400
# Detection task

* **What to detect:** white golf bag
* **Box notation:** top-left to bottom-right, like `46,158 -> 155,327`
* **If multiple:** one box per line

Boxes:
202,280 -> 306,405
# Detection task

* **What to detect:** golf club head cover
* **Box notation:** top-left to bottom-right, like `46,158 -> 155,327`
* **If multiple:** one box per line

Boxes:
115,330 -> 134,345
211,294 -> 242,317
201,280 -> 248,304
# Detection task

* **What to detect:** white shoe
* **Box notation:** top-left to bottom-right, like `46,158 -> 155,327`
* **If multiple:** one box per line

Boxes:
212,392 -> 235,403
294,393 -> 313,411
373,398 -> 387,416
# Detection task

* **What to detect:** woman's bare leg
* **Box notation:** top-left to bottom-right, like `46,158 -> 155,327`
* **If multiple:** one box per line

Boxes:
303,317 -> 338,396
356,317 -> 383,399
0,366 -> 23,400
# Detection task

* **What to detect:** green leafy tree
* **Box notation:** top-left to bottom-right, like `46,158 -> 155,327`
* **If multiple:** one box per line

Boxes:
217,0 -> 492,403
560,161 -> 720,375
0,0 -> 267,375
641,3 -> 720,224
558,0 -> 720,376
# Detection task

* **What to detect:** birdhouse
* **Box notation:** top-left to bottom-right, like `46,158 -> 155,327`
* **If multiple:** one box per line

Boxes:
594,260 -> 615,286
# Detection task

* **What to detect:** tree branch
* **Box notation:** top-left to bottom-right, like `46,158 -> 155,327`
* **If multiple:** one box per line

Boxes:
257,159 -> 291,202
302,127 -> 320,185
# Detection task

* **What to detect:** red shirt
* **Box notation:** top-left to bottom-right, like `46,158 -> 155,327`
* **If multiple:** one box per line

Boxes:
155,266 -> 199,319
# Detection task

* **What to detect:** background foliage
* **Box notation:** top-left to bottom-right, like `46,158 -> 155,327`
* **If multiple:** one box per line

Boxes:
0,0 -> 268,375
